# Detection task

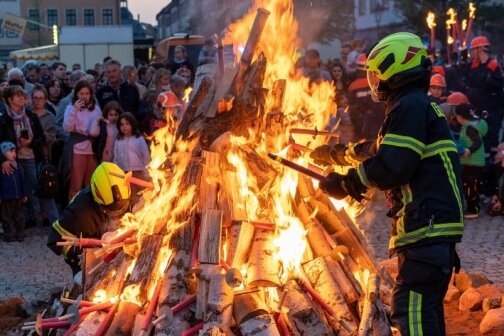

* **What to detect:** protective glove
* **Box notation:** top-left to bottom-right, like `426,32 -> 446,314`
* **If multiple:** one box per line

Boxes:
310,144 -> 349,167
319,169 -> 367,202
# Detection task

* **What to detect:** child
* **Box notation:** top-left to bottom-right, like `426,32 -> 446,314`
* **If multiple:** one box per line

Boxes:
428,74 -> 447,104
91,101 -> 123,162
113,113 -> 151,197
455,104 -> 485,219
0,142 -> 27,242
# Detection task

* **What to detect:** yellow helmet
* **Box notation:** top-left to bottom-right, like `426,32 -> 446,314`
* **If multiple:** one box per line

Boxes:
90,162 -> 131,215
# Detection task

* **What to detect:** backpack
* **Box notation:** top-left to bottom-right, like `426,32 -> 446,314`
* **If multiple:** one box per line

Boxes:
37,163 -> 59,198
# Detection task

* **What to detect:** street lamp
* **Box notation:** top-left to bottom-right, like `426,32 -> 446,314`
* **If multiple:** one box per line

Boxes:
373,1 -> 385,40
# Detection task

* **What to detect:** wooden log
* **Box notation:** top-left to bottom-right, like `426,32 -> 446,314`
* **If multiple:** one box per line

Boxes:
246,229 -> 281,288
282,280 -> 332,336
196,264 -> 219,320
226,220 -> 255,269
325,256 -> 361,306
198,209 -> 223,264
125,235 -> 163,303
75,311 -> 106,336
221,171 -> 248,222
233,291 -> 280,336
303,257 -> 359,334
201,325 -> 235,336
176,76 -> 213,141
199,55 -> 267,149
105,301 -> 140,336
207,68 -> 239,118
358,274 -> 392,336
238,145 -> 278,192
84,250 -> 129,301
159,250 -> 193,308
154,306 -> 192,336
199,151 -> 221,211
268,79 -> 287,113
230,8 -> 270,97
169,214 -> 196,252
206,274 -> 234,325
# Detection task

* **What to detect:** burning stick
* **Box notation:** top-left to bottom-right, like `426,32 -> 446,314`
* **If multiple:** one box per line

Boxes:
426,12 -> 436,49
463,2 -> 476,47
268,153 -> 325,181
290,127 -> 340,138
94,301 -> 119,336
108,171 -> 154,190
139,279 -> 163,335
250,220 -> 276,231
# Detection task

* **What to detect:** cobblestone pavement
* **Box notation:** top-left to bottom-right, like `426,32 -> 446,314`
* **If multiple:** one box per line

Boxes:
0,195 -> 503,303
0,226 -> 73,302
358,193 -> 504,284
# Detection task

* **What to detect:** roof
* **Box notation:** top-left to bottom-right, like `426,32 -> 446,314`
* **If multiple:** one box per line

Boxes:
9,45 -> 59,61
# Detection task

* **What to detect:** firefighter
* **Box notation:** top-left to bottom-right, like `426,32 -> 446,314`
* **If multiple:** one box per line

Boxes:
47,162 -> 131,275
464,36 -> 503,153
347,53 -> 386,140
310,32 -> 463,335
428,73 -> 447,104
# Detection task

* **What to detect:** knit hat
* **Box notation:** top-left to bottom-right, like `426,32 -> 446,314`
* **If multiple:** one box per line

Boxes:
0,141 -> 16,157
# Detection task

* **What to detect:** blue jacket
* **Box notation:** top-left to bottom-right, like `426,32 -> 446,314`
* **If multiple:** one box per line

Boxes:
0,166 -> 25,200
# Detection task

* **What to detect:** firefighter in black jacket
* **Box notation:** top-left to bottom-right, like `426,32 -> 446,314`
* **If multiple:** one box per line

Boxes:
310,32 -> 463,336
47,162 -> 131,275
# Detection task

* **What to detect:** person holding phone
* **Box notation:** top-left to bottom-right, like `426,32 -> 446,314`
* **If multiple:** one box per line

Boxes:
0,85 -> 46,229
62,81 -> 102,202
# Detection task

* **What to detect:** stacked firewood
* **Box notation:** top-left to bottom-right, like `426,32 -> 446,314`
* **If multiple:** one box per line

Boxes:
39,7 -> 396,336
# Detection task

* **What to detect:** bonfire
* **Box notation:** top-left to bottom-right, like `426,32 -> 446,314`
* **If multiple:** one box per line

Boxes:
24,1 -> 395,335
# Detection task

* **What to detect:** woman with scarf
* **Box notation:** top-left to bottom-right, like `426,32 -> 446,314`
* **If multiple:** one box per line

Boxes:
0,85 -> 45,228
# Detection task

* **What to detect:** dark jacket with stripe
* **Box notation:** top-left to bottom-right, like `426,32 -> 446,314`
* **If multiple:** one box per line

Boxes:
348,88 -> 463,255
47,187 -> 108,274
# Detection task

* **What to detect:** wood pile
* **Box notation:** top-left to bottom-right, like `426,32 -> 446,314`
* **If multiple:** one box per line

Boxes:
38,7 -> 395,336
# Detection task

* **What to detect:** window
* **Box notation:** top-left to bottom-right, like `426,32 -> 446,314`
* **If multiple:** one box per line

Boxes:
371,0 -> 387,12
84,9 -> 95,26
102,9 -> 113,25
47,9 -> 58,27
359,0 -> 366,15
28,8 -> 40,31
66,9 -> 77,26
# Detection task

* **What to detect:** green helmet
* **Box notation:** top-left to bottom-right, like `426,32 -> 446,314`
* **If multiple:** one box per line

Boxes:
365,32 -> 427,82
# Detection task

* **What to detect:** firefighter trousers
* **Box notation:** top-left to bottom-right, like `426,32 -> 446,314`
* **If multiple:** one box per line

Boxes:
391,250 -> 453,336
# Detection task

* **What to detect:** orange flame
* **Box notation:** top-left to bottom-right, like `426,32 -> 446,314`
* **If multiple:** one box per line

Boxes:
426,12 -> 436,30
469,2 -> 476,19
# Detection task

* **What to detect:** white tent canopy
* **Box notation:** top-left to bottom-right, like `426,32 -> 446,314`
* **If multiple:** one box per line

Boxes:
9,44 -> 58,61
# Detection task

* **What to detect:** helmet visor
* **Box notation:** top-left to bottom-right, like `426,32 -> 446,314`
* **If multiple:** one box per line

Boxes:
100,198 -> 130,217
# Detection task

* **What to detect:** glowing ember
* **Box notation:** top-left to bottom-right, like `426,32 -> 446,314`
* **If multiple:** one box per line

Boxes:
121,284 -> 142,306
92,289 -> 107,303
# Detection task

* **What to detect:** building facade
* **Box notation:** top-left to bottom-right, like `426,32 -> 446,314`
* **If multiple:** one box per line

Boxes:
353,0 -> 405,41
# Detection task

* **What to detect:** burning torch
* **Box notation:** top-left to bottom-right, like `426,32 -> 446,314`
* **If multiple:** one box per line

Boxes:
426,12 -> 436,49
463,2 -> 476,48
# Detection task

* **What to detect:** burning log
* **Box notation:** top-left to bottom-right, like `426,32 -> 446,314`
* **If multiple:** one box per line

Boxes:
200,54 -> 267,148
358,274 -> 392,336
124,235 -> 164,302
221,171 -> 249,222
230,8 -> 270,97
239,145 -> 277,191
233,291 -> 280,336
84,250 -> 129,300
303,257 -> 359,333
225,220 -> 255,269
282,280 -> 332,335
199,151 -> 221,211
246,229 -> 282,287
75,311 -> 106,335
198,209 -> 223,264
176,76 -> 213,141
105,300 -> 140,336
159,250 -> 193,315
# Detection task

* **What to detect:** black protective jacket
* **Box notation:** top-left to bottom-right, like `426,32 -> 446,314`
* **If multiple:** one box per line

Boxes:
340,87 -> 464,256
47,187 -> 108,274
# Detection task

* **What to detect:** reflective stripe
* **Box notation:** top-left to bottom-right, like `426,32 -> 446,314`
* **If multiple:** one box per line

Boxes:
357,164 -> 372,187
440,152 -> 464,220
389,222 -> 464,250
381,134 -> 425,156
409,291 -> 424,336
431,102 -> 445,118
422,140 -> 458,159
52,221 -> 75,257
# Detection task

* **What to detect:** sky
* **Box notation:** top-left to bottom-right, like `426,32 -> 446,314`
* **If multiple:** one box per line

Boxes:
128,0 -> 168,25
